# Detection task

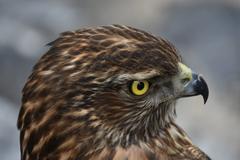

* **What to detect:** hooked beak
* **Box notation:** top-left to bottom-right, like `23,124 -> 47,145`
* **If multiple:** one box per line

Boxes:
176,63 -> 209,104
181,73 -> 209,104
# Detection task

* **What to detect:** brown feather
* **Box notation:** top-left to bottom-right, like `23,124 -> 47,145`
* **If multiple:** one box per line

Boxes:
18,25 -> 210,160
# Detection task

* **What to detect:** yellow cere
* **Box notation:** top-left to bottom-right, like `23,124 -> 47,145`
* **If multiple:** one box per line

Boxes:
131,80 -> 149,96
178,62 -> 193,81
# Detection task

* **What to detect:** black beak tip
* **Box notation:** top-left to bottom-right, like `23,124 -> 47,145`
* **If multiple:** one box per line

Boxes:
203,92 -> 208,104
198,76 -> 209,104
192,75 -> 209,104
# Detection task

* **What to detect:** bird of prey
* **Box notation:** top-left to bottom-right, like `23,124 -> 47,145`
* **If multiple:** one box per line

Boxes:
18,25 -> 210,160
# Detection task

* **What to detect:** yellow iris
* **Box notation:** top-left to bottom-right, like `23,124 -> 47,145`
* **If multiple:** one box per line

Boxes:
131,80 -> 149,96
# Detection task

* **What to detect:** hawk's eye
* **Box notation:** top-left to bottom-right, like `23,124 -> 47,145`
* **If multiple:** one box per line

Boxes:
130,80 -> 149,96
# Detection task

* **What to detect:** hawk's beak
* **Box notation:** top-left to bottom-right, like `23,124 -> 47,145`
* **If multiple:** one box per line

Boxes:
181,73 -> 209,104
176,63 -> 209,104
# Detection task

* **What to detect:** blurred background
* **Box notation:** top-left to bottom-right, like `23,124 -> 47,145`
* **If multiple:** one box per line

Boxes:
0,0 -> 240,159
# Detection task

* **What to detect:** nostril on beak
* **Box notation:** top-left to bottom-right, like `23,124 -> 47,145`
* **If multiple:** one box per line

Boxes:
181,77 -> 191,85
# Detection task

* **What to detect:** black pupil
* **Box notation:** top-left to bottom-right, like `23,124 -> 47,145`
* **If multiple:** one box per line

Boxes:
137,82 -> 145,90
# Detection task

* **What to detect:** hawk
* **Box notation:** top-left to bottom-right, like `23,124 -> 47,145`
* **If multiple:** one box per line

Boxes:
18,25 -> 210,160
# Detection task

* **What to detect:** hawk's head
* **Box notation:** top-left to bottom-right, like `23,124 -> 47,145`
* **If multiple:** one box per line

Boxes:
18,25 -> 208,159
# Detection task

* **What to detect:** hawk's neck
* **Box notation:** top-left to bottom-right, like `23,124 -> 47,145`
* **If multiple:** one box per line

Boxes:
82,122 -> 210,160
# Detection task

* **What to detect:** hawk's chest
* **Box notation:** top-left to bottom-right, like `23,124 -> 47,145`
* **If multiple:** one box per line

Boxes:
89,144 -> 210,160
89,145 -> 170,160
